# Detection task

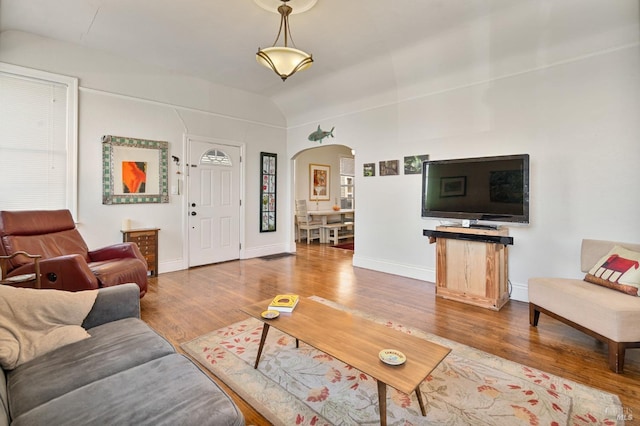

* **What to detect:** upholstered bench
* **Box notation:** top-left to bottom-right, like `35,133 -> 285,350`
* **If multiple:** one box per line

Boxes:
529,239 -> 640,373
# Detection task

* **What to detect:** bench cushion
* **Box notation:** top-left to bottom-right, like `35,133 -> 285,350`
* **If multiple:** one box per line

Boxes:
529,277 -> 640,342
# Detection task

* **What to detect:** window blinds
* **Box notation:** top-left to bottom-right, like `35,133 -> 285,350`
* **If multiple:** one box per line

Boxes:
0,72 -> 69,210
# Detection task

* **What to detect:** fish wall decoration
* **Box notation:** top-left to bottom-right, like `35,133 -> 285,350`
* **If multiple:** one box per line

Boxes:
308,126 -> 334,143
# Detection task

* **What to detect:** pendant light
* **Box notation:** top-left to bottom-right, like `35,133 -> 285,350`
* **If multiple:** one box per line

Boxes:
256,0 -> 313,81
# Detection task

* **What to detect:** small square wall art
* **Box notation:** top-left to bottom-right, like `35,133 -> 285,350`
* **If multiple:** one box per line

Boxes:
363,163 -> 375,177
379,160 -> 399,176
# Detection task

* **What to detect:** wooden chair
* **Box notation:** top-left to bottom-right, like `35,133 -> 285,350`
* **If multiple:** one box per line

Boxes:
1,251 -> 41,289
295,200 -> 322,244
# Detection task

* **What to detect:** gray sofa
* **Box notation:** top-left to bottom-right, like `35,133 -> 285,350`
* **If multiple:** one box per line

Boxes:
0,283 -> 244,426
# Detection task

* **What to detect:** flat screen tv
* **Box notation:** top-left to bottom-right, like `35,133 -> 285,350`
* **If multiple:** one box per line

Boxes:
421,154 -> 530,225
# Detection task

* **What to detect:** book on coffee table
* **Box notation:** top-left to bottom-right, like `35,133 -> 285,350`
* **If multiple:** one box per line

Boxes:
268,294 -> 299,312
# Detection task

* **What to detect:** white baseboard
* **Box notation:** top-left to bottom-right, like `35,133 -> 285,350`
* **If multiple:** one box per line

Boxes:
509,281 -> 528,303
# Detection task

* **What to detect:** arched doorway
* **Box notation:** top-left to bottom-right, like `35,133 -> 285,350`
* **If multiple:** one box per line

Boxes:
292,144 -> 355,248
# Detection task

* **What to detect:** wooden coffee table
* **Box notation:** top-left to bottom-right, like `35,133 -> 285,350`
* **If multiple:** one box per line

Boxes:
241,297 -> 451,426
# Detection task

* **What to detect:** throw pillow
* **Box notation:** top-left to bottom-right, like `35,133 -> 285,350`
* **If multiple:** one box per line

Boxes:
584,245 -> 640,296
0,285 -> 97,370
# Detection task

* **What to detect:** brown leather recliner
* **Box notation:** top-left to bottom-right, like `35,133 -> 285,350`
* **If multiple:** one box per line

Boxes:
0,210 -> 148,297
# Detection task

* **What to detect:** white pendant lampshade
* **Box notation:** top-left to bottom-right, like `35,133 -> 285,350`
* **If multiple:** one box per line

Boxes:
256,47 -> 313,80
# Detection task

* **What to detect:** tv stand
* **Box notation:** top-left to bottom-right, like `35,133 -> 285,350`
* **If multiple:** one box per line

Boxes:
423,226 -> 511,311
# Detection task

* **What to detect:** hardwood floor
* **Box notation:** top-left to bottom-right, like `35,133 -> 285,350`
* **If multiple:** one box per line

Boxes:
141,243 -> 640,425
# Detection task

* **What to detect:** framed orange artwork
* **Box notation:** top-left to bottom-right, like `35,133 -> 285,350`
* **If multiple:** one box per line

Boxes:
102,135 -> 169,204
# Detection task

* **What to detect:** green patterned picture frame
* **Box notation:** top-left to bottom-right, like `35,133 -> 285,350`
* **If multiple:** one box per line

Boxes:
102,135 -> 169,204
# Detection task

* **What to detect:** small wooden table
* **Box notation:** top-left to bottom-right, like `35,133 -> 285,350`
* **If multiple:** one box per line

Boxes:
241,297 -> 451,426
121,228 -> 160,276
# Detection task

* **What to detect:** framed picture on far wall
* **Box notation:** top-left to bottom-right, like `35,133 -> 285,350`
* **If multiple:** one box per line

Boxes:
379,160 -> 399,176
363,163 -> 375,176
404,154 -> 429,175
309,163 -> 330,200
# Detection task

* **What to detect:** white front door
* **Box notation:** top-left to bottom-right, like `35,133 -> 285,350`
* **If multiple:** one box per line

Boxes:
187,139 -> 241,267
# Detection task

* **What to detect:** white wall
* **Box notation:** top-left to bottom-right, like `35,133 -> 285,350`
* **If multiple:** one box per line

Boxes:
286,5 -> 640,302
0,30 -> 290,272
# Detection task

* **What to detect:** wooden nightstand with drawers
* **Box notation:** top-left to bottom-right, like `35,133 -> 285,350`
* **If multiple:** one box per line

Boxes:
121,228 -> 160,276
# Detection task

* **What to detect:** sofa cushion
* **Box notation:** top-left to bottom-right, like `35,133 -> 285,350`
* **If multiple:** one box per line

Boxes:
529,277 -> 640,342
10,353 -> 245,426
585,245 -> 640,296
7,317 -> 175,419
81,283 -> 140,329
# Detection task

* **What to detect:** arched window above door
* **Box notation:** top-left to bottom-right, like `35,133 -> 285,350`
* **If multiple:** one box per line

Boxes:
201,149 -> 232,166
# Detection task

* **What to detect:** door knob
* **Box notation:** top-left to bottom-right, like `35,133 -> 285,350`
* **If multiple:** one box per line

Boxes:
191,203 -> 196,207
191,211 -> 197,216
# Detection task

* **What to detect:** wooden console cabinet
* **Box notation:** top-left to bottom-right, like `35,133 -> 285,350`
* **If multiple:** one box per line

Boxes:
424,226 -> 512,311
121,228 -> 160,276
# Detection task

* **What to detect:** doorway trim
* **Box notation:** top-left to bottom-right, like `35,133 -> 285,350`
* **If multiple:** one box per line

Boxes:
183,134 -> 246,267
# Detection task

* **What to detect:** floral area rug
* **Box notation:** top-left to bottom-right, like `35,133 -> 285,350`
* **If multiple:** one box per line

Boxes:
182,296 -> 622,426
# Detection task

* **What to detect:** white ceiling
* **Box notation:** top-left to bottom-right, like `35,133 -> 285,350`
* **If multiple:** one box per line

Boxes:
0,0 -> 513,97
1,0 -> 637,122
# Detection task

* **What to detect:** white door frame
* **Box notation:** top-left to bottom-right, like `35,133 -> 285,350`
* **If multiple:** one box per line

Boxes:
183,134 -> 245,266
